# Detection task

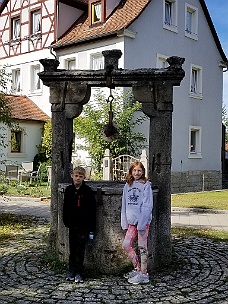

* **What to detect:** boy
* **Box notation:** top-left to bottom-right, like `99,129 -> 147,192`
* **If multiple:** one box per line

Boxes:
63,166 -> 96,283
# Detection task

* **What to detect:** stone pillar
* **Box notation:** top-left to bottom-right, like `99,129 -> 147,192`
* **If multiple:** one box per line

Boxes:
39,59 -> 91,251
132,77 -> 181,267
140,149 -> 148,178
103,148 -> 112,180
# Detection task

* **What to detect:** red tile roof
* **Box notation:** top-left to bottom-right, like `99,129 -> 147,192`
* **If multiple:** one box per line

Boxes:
52,0 -> 227,63
52,0 -> 150,49
6,95 -> 50,122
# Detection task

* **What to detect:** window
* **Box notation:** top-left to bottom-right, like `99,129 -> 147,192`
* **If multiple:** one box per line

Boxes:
185,4 -> 198,40
31,65 -> 41,92
12,69 -> 20,93
89,0 -> 105,26
65,59 -> 76,70
189,126 -> 202,158
190,64 -> 202,98
10,130 -> 22,153
92,2 -> 101,23
163,0 -> 178,33
31,10 -> 41,34
156,54 -> 169,68
11,17 -> 20,40
91,53 -> 104,70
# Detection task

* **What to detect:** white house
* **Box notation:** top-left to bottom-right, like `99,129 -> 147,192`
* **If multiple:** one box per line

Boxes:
0,0 -> 227,192
0,95 -> 49,172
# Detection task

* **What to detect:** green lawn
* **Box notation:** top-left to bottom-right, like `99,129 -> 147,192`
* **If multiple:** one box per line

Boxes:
0,180 -> 51,198
171,190 -> 228,210
1,178 -> 228,211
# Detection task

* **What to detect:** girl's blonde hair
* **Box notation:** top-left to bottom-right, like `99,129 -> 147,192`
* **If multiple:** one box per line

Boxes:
126,161 -> 147,185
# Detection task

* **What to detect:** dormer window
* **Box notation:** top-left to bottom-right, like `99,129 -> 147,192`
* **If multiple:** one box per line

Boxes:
89,0 -> 105,26
92,2 -> 101,23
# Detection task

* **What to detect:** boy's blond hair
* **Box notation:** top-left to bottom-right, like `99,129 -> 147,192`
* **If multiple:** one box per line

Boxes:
73,166 -> 86,176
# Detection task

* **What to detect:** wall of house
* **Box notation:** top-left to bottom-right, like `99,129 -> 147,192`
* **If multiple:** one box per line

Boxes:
122,0 -> 223,176
0,0 -> 55,117
0,0 -> 55,59
1,49 -> 52,116
0,121 -> 44,172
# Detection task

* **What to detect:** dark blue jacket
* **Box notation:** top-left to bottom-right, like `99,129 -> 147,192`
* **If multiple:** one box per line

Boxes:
63,182 -> 96,232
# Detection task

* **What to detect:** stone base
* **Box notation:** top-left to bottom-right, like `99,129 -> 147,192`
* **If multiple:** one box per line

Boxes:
171,170 -> 222,194
57,181 -> 160,274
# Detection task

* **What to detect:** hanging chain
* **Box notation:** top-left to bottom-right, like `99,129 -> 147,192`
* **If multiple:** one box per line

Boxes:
107,88 -> 114,111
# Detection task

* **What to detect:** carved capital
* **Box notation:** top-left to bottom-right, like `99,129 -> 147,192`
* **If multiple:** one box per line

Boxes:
102,49 -> 122,70
39,58 -> 60,72
65,104 -> 83,119
49,82 -> 91,113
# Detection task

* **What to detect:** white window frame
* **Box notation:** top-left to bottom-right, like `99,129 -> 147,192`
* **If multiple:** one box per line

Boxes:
185,3 -> 198,40
8,128 -> 26,157
65,58 -> 76,70
190,64 -> 203,99
12,69 -> 21,93
31,65 -> 41,93
163,0 -> 178,33
12,17 -> 20,40
91,53 -> 104,70
31,10 -> 41,34
156,53 -> 169,68
188,126 -> 202,158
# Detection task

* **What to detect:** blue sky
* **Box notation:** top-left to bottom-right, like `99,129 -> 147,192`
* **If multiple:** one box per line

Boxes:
204,0 -> 228,110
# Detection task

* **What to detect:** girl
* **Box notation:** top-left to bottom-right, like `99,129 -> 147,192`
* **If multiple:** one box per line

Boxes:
121,161 -> 153,285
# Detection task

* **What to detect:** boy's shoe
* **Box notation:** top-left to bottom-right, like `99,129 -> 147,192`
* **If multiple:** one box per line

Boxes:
123,270 -> 138,279
74,273 -> 84,283
66,272 -> 75,281
128,272 -> 149,285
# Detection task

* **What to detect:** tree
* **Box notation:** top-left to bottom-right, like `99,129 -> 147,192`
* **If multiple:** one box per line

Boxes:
73,89 -> 147,174
41,119 -> 52,160
0,67 -> 13,126
0,67 -> 14,166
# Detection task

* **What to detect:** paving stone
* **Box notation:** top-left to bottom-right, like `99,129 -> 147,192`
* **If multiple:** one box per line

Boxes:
1,200 -> 228,303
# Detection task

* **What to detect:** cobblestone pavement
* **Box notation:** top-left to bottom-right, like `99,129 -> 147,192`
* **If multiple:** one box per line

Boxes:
0,218 -> 228,304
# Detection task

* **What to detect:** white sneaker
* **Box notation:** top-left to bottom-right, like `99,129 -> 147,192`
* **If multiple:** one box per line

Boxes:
123,270 -> 138,279
128,272 -> 149,284
74,274 -> 84,283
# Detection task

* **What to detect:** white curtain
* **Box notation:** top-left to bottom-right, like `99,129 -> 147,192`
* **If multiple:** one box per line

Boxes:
165,1 -> 172,25
191,70 -> 197,93
94,3 -> 101,21
14,19 -> 20,39
186,11 -> 192,33
34,12 -> 41,33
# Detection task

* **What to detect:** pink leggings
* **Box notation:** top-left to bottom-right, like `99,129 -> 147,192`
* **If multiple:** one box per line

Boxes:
122,224 -> 150,274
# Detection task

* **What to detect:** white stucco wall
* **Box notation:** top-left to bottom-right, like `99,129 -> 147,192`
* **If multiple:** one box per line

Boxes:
1,48 -> 52,117
121,0 -> 223,172
0,121 -> 44,172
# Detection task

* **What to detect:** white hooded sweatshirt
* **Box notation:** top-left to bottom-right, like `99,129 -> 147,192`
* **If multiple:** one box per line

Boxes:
121,180 -> 153,231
